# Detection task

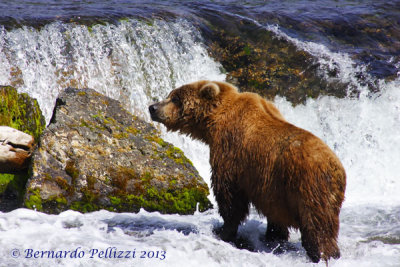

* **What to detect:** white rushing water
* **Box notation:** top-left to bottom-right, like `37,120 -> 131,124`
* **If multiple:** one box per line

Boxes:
0,19 -> 399,266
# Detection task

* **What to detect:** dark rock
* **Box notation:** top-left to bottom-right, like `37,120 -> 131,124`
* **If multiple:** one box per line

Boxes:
198,12 -> 364,104
25,88 -> 212,214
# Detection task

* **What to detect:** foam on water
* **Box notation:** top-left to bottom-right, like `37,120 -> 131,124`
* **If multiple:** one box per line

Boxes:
0,17 -> 399,266
0,207 -> 398,266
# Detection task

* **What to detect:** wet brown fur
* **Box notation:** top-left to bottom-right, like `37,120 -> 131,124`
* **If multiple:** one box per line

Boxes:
149,80 -> 346,263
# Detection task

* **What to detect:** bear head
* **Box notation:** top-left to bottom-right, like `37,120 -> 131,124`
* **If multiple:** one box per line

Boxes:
149,80 -> 236,143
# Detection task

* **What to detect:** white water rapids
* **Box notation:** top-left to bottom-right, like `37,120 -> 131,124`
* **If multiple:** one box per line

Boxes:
0,19 -> 399,266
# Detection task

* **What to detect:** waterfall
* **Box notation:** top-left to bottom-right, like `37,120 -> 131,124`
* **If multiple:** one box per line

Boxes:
0,14 -> 399,267
0,19 -> 225,123
0,19 -> 225,186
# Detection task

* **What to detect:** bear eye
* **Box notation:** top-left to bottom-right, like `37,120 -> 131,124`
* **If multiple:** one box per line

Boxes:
171,96 -> 181,105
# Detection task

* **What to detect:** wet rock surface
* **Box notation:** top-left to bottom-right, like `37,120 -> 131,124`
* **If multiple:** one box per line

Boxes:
0,86 -> 45,211
25,88 -> 212,214
198,12 -> 353,104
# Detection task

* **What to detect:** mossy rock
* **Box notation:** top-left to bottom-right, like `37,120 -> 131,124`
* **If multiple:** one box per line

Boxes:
0,86 -> 45,141
25,88 -> 212,214
200,13 -> 352,104
0,86 -> 46,211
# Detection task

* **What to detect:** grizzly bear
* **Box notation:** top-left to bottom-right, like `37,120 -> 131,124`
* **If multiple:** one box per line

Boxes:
149,80 -> 346,263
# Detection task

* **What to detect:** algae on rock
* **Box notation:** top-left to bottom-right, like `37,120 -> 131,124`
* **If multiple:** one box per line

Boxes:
200,13 -> 354,104
25,88 -> 212,214
0,86 -> 46,211
0,86 -> 45,141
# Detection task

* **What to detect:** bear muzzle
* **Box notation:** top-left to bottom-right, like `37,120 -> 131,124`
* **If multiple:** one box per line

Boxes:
149,103 -> 164,122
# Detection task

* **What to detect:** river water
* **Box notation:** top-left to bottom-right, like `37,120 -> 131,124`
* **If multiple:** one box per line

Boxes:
0,1 -> 399,266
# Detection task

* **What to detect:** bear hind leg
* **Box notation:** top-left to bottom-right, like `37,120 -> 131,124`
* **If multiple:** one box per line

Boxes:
265,222 -> 289,242
319,231 -> 341,261
299,208 -> 341,263
300,226 -> 321,263
264,221 -> 291,255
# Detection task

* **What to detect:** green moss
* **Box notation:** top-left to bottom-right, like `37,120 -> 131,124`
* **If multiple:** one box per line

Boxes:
126,126 -> 141,135
49,195 -> 68,205
105,116 -> 116,124
107,166 -> 212,214
144,130 -> 166,146
165,145 -> 193,166
109,196 -> 122,206
24,189 -> 43,211
146,132 -> 194,168
70,201 -> 97,213
156,138 -> 167,147
68,187 -> 100,213
79,119 -> 94,130
0,86 -> 46,141
95,124 -> 107,131
113,132 -> 128,139
0,86 -> 43,205
139,185 -> 212,214
79,111 -> 108,132
243,44 -> 252,56
91,111 -> 110,125
146,187 -> 160,200
106,194 -> 143,213
81,188 -> 98,203
32,165 -> 212,214
0,172 -> 30,209
25,184 -> 70,214
0,174 -> 14,194
141,171 -> 153,182
77,91 -> 86,96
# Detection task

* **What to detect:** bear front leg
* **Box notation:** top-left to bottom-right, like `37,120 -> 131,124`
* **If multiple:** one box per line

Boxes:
265,221 -> 289,242
214,181 -> 249,242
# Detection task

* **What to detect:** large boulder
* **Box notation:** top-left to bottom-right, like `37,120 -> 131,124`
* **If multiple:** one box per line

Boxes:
25,88 -> 212,214
0,86 -> 45,211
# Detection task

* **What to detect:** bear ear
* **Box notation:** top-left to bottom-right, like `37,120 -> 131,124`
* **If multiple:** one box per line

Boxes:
199,82 -> 220,100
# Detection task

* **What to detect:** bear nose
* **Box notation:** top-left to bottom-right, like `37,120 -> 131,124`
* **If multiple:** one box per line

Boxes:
149,104 -> 157,115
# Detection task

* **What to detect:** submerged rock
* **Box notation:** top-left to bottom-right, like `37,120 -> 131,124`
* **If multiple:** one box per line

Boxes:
25,88 -> 212,214
0,86 -> 45,211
